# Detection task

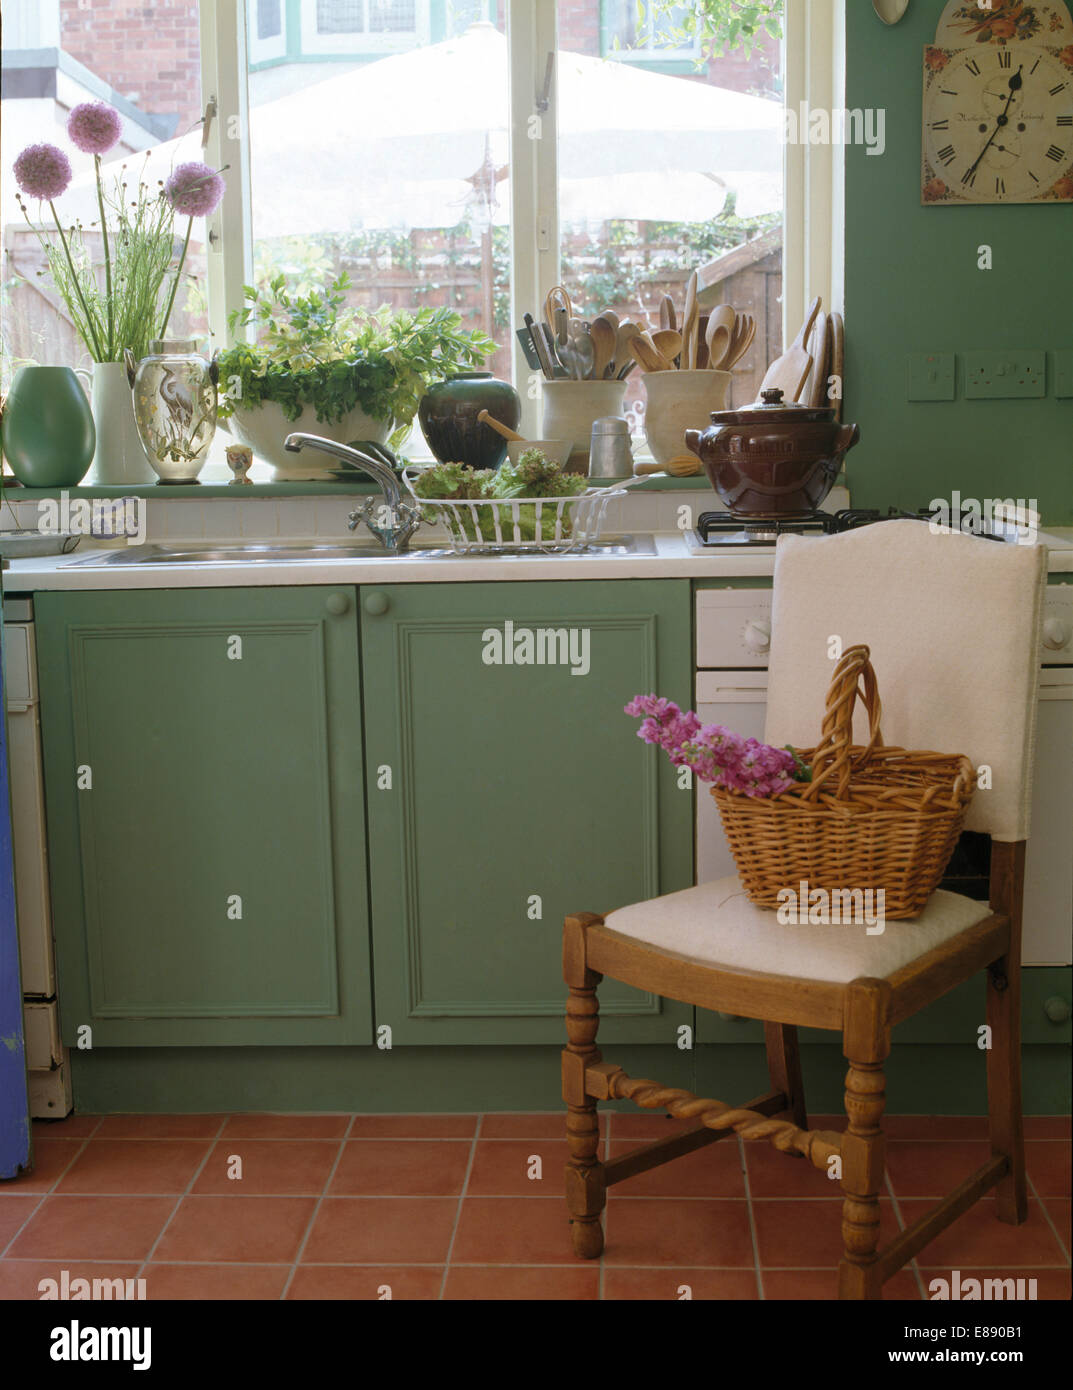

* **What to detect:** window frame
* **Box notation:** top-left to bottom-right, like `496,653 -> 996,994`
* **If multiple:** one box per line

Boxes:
201,0 -> 843,435
247,0 -> 288,65
599,0 -> 704,72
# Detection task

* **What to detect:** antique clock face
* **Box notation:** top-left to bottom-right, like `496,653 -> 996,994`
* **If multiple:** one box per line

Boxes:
923,43 -> 1073,203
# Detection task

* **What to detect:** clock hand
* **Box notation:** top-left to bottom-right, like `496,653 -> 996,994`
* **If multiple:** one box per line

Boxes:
965,67 -> 1023,179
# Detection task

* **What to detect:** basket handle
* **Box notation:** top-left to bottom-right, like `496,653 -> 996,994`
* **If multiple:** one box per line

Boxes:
800,644 -> 884,802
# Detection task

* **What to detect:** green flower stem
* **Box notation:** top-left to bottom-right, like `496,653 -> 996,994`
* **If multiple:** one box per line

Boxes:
94,154 -> 113,358
158,215 -> 193,340
45,200 -> 104,361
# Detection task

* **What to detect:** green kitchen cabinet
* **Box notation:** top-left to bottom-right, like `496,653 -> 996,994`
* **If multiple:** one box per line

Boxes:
360,579 -> 694,1044
35,587 -> 371,1046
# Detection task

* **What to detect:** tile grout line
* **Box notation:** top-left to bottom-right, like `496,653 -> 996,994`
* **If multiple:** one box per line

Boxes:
883,1170 -> 927,1301
437,1116 -> 482,1301
0,1121 -> 102,1259
739,1137 -> 765,1301
134,1115 -> 229,1285
1026,1172 -> 1072,1266
278,1113 -> 357,1301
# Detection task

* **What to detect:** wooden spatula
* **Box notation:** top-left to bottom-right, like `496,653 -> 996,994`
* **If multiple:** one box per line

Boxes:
705,304 -> 737,371
828,311 -> 845,420
681,271 -> 699,369
760,296 -> 821,402
803,311 -> 830,406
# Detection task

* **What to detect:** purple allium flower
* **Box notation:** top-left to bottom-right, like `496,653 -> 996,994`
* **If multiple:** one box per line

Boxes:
164,161 -> 226,217
67,101 -> 123,155
13,143 -> 73,201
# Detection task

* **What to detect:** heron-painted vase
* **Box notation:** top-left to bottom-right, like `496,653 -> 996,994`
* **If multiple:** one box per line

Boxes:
126,340 -> 218,484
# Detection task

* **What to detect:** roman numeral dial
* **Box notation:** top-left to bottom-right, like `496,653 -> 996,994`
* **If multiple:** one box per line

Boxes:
923,43 -> 1073,204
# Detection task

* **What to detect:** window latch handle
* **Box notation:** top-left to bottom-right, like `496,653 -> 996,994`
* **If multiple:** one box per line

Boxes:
536,52 -> 555,113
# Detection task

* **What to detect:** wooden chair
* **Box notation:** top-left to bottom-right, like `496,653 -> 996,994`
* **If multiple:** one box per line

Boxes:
561,519 -> 1047,1298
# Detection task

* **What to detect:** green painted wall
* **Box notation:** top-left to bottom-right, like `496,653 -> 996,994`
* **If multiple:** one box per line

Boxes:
844,3 -> 1073,525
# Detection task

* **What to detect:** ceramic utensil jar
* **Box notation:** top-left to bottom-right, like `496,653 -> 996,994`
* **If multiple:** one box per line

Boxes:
540,379 -> 627,473
126,340 -> 218,484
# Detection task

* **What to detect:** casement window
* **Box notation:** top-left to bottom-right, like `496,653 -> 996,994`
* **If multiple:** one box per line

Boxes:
2,0 -> 842,444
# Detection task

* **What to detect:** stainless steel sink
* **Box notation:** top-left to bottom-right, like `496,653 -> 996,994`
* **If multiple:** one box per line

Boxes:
68,535 -> 654,566
69,542 -> 445,567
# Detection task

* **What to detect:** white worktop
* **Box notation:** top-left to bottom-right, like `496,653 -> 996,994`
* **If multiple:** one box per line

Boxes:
4,525 -> 1072,591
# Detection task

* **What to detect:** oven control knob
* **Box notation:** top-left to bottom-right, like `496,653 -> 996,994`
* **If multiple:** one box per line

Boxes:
742,620 -> 771,655
1041,618 -> 1070,651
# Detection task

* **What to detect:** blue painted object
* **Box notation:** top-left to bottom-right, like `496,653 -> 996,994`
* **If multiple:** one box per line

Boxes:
0,595 -> 31,1179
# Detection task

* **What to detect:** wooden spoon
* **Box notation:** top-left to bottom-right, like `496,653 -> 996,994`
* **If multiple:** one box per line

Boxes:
651,329 -> 682,365
634,455 -> 702,477
628,331 -> 673,373
722,313 -> 756,371
681,270 -> 699,369
478,409 -> 525,443
659,294 -> 677,332
590,315 -> 617,380
705,304 -> 737,370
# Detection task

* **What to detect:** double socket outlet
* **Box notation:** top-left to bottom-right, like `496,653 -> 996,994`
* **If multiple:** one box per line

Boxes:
907,350 -> 1073,401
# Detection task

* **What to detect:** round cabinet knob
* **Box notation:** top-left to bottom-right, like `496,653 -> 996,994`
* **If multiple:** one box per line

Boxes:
742,620 -> 771,655
324,593 -> 350,616
1043,996 -> 1070,1024
363,591 -> 389,616
1041,618 -> 1070,652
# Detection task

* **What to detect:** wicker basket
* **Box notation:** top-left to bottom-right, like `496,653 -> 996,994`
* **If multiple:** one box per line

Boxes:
713,644 -> 976,921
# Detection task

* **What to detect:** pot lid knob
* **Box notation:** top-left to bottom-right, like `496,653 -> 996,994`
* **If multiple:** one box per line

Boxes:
760,388 -> 785,405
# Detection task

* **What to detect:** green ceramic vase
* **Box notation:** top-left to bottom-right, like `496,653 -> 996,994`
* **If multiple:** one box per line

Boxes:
1,366 -> 95,487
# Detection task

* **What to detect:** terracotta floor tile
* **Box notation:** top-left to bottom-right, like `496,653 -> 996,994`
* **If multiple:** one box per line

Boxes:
606,1139 -> 746,1198
881,1116 -> 991,1142
752,1199 -> 901,1268
602,1267 -> 757,1300
8,1196 -> 175,1261
905,1198 -> 1068,1268
916,1267 -> 1071,1301
452,1197 -> 588,1265
608,1112 -> 703,1142
328,1140 -> 470,1197
744,1142 -> 842,1199
1041,1198 -> 1070,1255
0,1196 -> 42,1249
347,1115 -> 477,1139
94,1115 -> 224,1140
5,1139 -> 84,1193
192,1140 -> 340,1196
153,1196 -> 314,1264
885,1142 -> 994,1198
444,1266 -> 600,1300
762,1268 -> 921,1301
467,1140 -> 573,1197
1027,1141 -> 1071,1198
1025,1117 -> 1072,1141
31,1115 -> 101,1140
220,1114 -> 351,1140
287,1266 -> 444,1300
143,1263 -> 291,1300
301,1198 -> 457,1264
602,1198 -> 755,1268
56,1140 -> 209,1195
0,1260 -> 144,1301
480,1113 -> 579,1140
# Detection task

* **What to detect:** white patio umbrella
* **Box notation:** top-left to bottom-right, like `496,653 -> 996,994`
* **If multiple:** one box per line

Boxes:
55,21 -> 782,235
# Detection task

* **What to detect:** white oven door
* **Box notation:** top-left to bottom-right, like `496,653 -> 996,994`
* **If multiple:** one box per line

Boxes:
695,670 -> 768,886
694,667 -> 1071,966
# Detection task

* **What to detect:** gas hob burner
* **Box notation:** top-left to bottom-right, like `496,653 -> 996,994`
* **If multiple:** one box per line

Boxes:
694,511 -> 839,546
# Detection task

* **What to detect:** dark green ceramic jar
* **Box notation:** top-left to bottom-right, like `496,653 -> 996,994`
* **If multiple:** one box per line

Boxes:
418,372 -> 521,470
1,366 -> 95,487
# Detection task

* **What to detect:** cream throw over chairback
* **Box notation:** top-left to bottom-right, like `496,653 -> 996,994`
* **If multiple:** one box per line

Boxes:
764,520 -> 1048,843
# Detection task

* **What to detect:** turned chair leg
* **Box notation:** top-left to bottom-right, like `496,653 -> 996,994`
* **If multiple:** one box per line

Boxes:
562,914 -> 606,1259
987,955 -> 1027,1225
838,978 -> 891,1301
764,1021 -> 808,1131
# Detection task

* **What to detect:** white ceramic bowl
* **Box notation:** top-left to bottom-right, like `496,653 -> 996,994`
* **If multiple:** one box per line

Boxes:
505,439 -> 573,468
226,399 -> 392,478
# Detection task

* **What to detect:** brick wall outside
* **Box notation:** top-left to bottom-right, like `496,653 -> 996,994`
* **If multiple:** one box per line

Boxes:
59,0 -> 203,135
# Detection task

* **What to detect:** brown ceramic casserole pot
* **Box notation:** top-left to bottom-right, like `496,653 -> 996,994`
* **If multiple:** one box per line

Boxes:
685,388 -> 860,518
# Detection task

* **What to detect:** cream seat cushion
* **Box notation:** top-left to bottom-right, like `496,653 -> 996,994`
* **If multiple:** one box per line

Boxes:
602,876 -> 994,985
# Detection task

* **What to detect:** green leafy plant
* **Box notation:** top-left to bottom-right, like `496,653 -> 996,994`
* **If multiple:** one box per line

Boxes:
217,273 -> 494,449
410,450 -> 587,542
636,1 -> 783,61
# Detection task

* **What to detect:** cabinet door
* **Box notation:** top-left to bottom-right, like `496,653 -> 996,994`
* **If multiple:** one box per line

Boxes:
361,580 -> 693,1044
35,587 -> 370,1046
